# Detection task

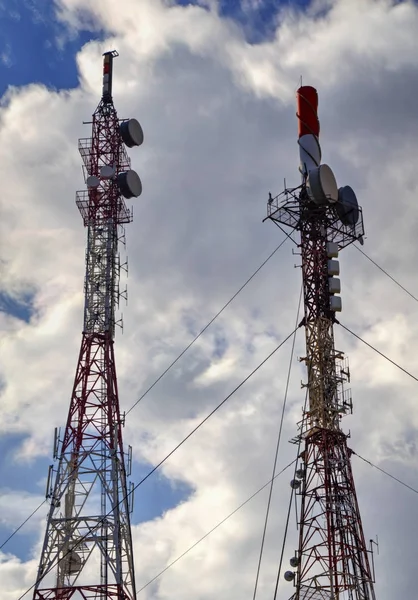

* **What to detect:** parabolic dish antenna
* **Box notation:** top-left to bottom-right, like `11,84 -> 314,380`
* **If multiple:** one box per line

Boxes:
336,186 -> 359,226
117,170 -> 142,199
100,164 -> 116,179
120,118 -> 144,148
86,175 -> 100,188
307,164 -> 338,205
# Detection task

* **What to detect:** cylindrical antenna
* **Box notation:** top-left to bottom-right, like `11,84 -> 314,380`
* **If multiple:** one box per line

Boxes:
296,86 -> 321,178
102,50 -> 119,102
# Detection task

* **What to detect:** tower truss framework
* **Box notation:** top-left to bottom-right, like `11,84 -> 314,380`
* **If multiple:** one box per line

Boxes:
266,87 -> 377,600
33,52 -> 141,600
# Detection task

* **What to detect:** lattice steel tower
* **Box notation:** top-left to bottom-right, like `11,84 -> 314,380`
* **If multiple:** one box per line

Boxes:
34,51 -> 143,600
266,87 -> 376,599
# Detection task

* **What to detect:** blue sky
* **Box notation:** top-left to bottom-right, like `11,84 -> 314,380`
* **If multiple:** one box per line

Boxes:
0,0 -> 311,324
0,0 -> 341,579
0,0 -> 311,98
0,291 -> 34,322
0,0 -> 99,97
0,2 -> 308,529
176,0 -> 310,42
0,433 -> 50,560
0,0 -> 298,559
2,0 -> 418,596
0,0 -> 196,558
0,431 -> 193,560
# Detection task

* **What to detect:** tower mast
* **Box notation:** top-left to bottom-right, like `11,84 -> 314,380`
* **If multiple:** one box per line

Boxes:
267,87 -> 376,599
33,51 -> 143,600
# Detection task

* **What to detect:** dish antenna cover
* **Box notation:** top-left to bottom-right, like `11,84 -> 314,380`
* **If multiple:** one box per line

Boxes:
120,119 -> 144,148
117,170 -> 142,199
336,186 -> 360,226
100,165 -> 116,179
86,175 -> 100,188
307,164 -> 338,205
299,133 -> 321,176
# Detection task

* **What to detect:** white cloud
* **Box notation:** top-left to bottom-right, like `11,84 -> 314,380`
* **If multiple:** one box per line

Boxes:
0,43 -> 13,68
1,0 -> 418,599
0,490 -> 45,534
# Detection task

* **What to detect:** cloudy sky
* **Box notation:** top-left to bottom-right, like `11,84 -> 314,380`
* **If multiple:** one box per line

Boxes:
1,0 -> 418,598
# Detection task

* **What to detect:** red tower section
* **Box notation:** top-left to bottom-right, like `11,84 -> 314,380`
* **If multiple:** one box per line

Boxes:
33,52 -> 143,600
267,88 -> 376,599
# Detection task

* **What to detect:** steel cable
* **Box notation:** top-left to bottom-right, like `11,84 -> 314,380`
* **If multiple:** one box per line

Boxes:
0,237 -> 290,554
135,409 -> 418,596
0,499 -> 47,551
353,452 -> 418,495
136,459 -> 297,595
272,388 -> 309,600
126,236 -> 291,415
252,285 -> 303,600
353,244 -> 418,304
338,322 -> 418,384
17,326 -> 300,599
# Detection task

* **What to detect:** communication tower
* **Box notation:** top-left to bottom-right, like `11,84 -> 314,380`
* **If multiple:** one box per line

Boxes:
267,87 -> 376,599
33,51 -> 143,599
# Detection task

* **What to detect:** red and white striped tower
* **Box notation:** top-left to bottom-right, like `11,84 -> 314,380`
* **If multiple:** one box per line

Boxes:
33,51 -> 143,600
267,87 -> 376,599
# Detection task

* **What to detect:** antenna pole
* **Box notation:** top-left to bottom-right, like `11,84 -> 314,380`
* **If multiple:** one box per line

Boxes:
267,87 -> 376,599
33,52 -> 143,600
102,50 -> 119,103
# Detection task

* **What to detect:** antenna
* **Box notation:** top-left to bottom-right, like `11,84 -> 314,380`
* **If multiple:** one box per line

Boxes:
265,86 -> 375,599
33,52 -> 144,600
102,50 -> 119,102
52,427 -> 60,460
